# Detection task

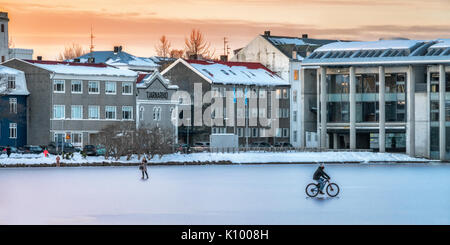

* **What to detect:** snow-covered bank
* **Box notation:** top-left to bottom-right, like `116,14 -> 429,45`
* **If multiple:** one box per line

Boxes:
0,151 -> 435,166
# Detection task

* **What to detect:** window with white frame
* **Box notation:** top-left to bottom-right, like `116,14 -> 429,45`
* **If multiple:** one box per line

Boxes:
105,106 -> 116,119
8,76 -> 15,89
293,130 -> 298,142
237,128 -> 244,137
276,89 -> 281,99
53,105 -> 65,119
282,128 -> 289,138
9,98 -> 17,113
122,106 -> 133,120
88,81 -> 99,94
122,82 -> 133,95
71,80 -> 82,93
293,110 -> 297,122
9,123 -> 17,139
283,88 -> 289,99
53,80 -> 65,93
139,106 -> 144,121
71,133 -> 82,147
88,106 -> 100,119
153,107 -> 161,121
71,105 -> 83,119
105,82 -> 116,94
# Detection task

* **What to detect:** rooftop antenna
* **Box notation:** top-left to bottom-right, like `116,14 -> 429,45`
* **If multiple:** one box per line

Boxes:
90,25 -> 95,54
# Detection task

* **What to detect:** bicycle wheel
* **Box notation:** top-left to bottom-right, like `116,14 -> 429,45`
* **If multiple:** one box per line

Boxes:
326,183 -> 340,197
305,183 -> 319,197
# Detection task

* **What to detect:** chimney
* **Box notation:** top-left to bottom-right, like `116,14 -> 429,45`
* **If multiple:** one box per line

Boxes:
37,56 -> 42,61
74,58 -> 80,63
302,34 -> 308,39
292,51 -> 297,59
220,55 -> 228,62
114,46 -> 122,53
264,30 -> 271,37
188,53 -> 198,60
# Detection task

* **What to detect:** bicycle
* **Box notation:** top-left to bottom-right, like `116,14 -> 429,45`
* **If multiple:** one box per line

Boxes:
305,179 -> 340,197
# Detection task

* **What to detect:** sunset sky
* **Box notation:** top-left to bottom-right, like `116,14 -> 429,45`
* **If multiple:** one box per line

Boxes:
1,0 -> 449,59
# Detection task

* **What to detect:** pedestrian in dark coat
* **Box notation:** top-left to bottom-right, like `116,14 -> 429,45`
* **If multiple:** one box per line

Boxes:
140,157 -> 149,179
6,145 -> 11,158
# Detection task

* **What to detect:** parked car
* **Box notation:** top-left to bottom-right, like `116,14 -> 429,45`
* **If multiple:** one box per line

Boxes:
249,142 -> 272,148
192,142 -> 210,152
0,146 -> 22,154
274,142 -> 293,148
23,145 -> 44,154
175,143 -> 192,154
95,145 -> 106,156
82,145 -> 97,156
47,142 -> 76,155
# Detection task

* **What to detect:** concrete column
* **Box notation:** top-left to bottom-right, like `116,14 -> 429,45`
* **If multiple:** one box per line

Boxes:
439,65 -> 446,161
333,133 -> 338,149
379,66 -> 386,153
320,67 -> 327,148
349,66 -> 356,149
407,65 -> 415,156
299,68 -> 306,148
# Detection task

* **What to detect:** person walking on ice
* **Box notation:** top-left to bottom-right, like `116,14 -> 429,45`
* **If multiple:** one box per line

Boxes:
140,156 -> 149,179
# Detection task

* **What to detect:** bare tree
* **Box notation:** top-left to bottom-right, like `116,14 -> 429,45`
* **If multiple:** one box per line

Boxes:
185,29 -> 215,59
155,35 -> 172,58
170,49 -> 185,59
58,43 -> 88,61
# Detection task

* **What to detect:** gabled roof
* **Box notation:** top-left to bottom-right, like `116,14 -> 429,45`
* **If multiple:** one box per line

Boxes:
72,51 -> 159,69
136,71 -> 178,90
303,38 -> 450,66
162,58 -> 289,86
23,59 -> 138,77
0,65 -> 29,95
261,35 -> 345,60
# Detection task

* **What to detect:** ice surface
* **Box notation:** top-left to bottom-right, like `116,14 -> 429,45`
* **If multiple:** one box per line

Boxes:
0,164 -> 448,225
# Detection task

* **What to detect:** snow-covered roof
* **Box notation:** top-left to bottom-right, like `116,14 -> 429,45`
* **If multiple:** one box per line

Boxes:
0,65 -> 29,95
136,71 -> 178,89
303,38 -> 450,66
25,60 -> 138,77
72,51 -> 159,70
183,59 -> 289,86
315,40 -> 421,52
268,37 -> 312,46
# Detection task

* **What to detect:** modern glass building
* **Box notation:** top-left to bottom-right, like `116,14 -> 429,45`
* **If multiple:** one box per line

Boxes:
301,39 -> 450,160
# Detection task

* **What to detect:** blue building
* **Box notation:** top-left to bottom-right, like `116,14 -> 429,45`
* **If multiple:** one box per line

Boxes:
0,65 -> 28,147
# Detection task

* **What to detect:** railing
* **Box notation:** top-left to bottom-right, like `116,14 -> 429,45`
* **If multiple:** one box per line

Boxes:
184,147 -> 374,154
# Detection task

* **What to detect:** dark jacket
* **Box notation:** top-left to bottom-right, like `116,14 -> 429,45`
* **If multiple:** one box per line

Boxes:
313,167 -> 330,180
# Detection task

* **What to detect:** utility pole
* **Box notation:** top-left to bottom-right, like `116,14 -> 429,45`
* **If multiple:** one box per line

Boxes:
223,37 -> 230,56
90,25 -> 95,54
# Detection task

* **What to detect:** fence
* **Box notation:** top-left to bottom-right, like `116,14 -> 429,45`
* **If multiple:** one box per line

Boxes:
187,147 -> 374,154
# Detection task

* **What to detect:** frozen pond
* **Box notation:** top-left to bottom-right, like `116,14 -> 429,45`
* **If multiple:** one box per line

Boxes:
0,163 -> 449,225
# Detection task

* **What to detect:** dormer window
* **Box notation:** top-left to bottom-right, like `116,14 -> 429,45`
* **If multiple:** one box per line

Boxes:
8,76 -> 15,89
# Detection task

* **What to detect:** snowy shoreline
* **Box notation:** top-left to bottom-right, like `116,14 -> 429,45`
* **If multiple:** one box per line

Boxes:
0,151 -> 439,167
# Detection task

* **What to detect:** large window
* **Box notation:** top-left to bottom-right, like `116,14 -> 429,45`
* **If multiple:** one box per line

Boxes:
105,106 -> 116,119
71,105 -> 83,119
71,133 -> 82,147
9,123 -> 17,139
71,80 -> 82,93
88,106 -> 100,119
153,107 -> 161,121
327,74 -> 349,122
88,81 -> 99,94
9,98 -> 17,114
122,82 -> 133,95
105,82 -> 116,94
122,106 -> 133,120
53,105 -> 65,119
53,80 -> 65,93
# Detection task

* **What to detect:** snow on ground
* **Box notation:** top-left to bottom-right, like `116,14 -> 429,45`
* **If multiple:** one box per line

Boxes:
0,151 -> 433,165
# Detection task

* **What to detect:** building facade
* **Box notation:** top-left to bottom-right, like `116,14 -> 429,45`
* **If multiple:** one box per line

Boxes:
0,12 -> 9,63
302,39 -> 450,160
231,31 -> 342,147
0,65 -> 29,147
136,71 -> 179,142
162,58 -> 291,147
2,59 -> 138,148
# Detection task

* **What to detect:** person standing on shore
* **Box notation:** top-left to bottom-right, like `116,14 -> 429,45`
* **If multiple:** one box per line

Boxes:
140,157 -> 149,179
6,145 -> 11,158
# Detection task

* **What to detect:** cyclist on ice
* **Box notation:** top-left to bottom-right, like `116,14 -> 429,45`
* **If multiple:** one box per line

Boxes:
313,163 -> 330,194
